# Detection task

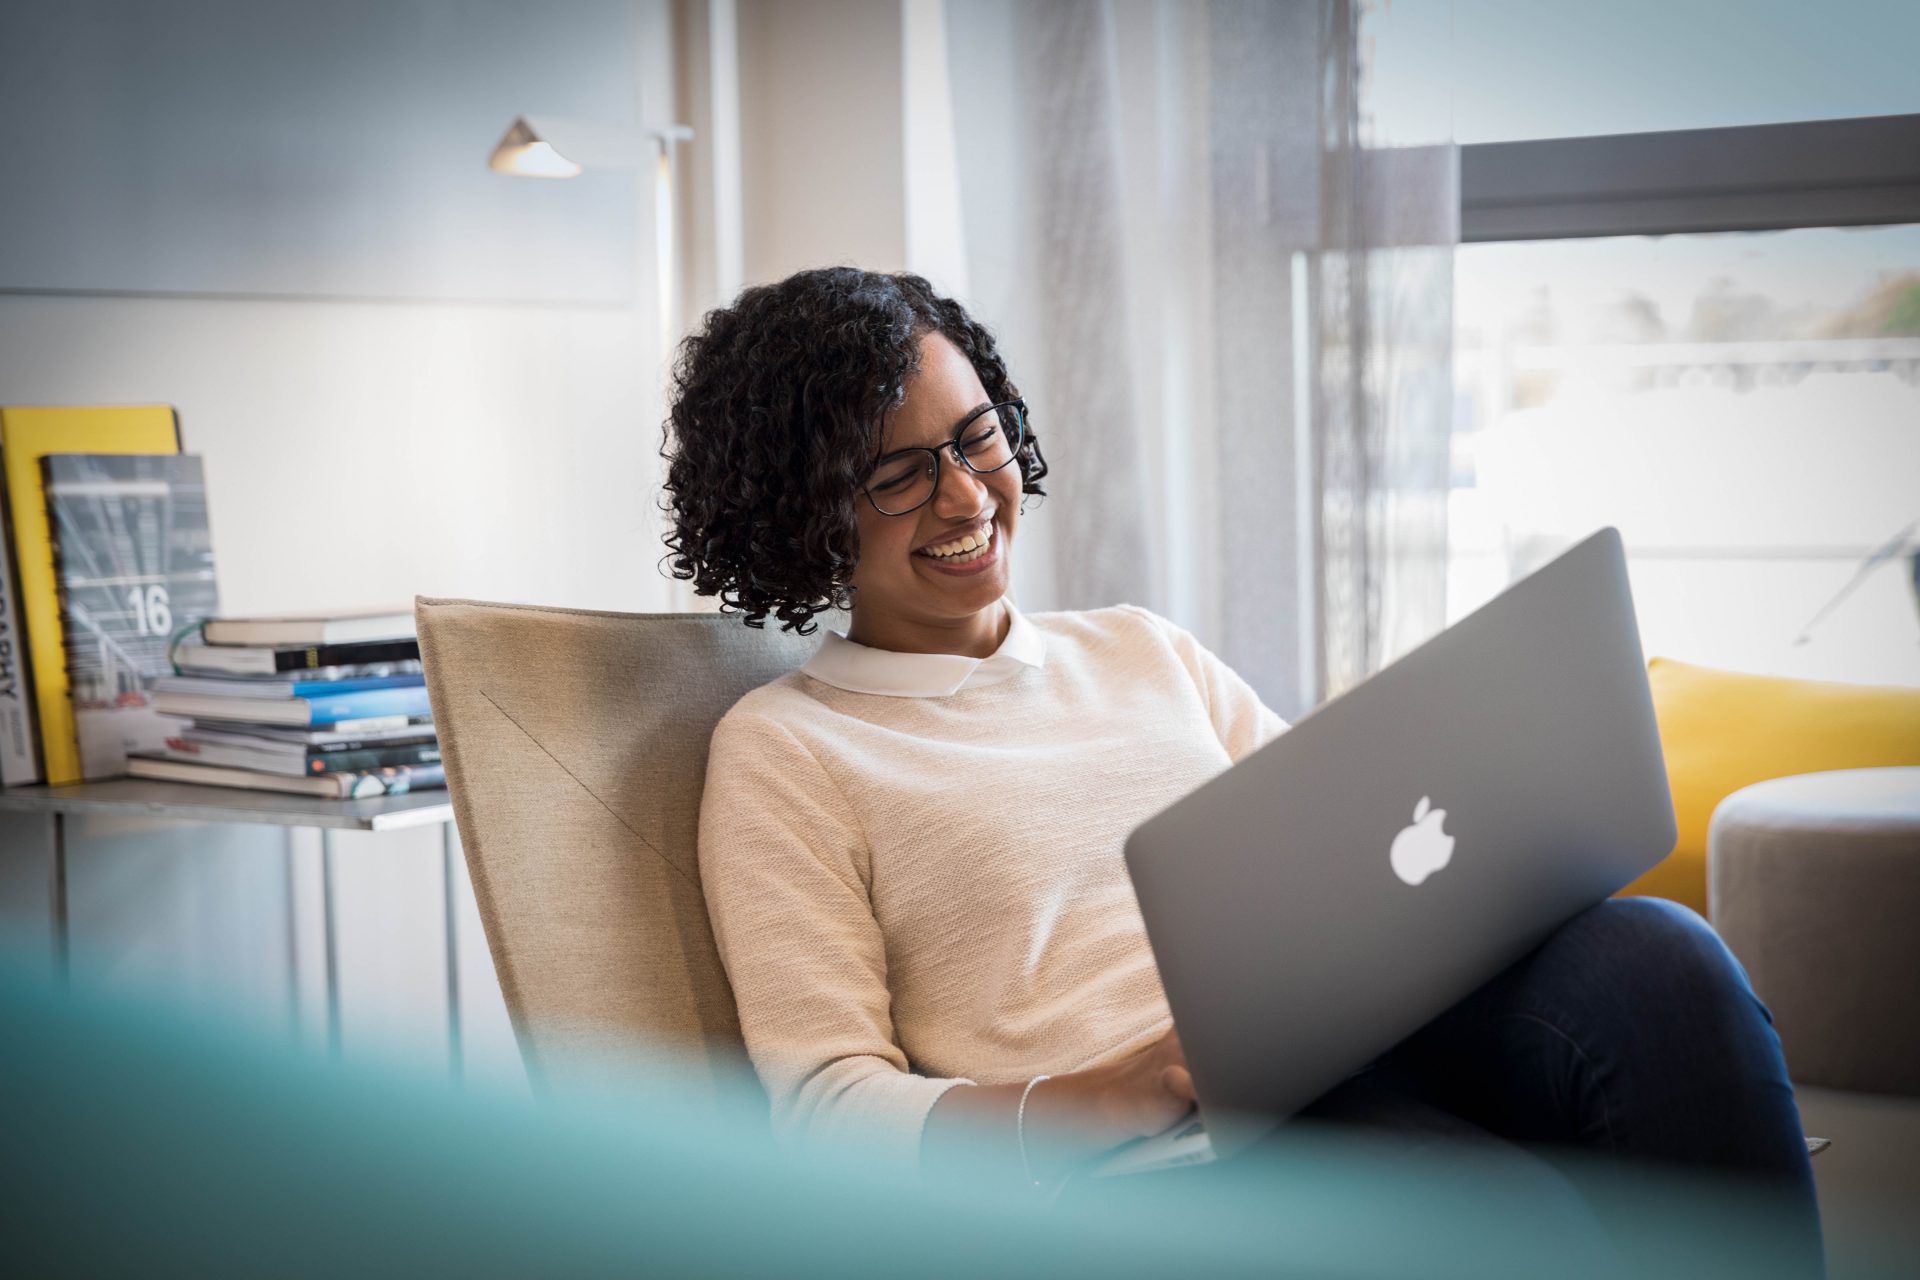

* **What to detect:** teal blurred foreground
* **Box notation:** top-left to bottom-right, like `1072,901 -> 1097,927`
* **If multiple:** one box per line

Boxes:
0,956 -> 1867,1279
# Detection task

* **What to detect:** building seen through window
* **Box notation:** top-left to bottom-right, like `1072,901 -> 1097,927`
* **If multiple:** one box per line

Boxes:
1450,225 -> 1920,685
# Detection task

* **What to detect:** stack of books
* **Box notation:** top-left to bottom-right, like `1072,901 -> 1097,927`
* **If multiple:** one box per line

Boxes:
0,405 -> 442,799
124,611 -> 445,800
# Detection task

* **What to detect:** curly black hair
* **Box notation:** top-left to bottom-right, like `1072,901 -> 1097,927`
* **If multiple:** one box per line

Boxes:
659,267 -> 1048,634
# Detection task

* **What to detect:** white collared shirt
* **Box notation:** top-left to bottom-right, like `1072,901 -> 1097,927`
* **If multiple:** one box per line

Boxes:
798,599 -> 1048,697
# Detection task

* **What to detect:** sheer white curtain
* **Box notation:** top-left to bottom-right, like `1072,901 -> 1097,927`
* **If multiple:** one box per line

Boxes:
945,0 -> 1454,718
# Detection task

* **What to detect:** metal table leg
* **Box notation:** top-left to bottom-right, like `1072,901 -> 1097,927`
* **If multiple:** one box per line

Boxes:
442,823 -> 463,1083
321,828 -> 341,1059
50,811 -> 69,987
284,828 -> 302,1042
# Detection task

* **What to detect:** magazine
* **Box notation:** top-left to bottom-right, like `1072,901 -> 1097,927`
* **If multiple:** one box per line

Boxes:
43,453 -> 219,780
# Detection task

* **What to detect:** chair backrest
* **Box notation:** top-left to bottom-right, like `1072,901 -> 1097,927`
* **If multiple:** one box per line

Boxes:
415,596 -> 821,1101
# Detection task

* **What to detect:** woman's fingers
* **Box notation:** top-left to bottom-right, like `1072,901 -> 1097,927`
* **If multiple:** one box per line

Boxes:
1161,1064 -> 1195,1102
1156,1030 -> 1189,1075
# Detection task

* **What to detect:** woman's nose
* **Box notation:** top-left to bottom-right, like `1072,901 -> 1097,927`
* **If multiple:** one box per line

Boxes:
931,456 -> 991,515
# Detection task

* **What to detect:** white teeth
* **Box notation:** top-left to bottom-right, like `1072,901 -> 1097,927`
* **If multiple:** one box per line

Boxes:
933,540 -> 991,565
920,521 -> 994,560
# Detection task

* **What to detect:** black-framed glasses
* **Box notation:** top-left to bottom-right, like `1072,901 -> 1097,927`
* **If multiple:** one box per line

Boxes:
861,400 -> 1027,516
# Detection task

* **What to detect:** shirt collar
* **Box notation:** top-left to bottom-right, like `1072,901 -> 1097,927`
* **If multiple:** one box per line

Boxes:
800,600 -> 1046,698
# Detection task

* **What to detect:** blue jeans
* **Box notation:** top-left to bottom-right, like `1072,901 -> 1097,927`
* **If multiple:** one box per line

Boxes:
1062,897 -> 1824,1277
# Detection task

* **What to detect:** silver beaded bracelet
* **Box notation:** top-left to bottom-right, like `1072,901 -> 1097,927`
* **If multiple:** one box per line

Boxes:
1017,1073 -> 1052,1189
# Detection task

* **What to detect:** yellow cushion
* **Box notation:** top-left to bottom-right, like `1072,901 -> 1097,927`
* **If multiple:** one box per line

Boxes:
1616,658 -> 1920,915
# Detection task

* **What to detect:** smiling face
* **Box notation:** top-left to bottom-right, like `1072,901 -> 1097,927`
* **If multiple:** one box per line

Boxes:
846,332 -> 1022,656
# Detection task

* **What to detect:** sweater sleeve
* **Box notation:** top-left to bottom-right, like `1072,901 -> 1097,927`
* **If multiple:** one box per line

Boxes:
697,708 -> 971,1171
1133,607 -> 1290,764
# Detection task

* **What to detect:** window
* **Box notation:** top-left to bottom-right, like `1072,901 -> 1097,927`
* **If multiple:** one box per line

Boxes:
1450,225 -> 1920,685
1358,0 -> 1920,687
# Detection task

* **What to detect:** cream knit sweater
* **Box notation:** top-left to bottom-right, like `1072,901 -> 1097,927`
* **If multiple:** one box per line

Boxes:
697,604 -> 1287,1171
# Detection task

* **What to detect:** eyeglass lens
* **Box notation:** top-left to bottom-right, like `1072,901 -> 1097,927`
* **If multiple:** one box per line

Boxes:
865,403 -> 1024,515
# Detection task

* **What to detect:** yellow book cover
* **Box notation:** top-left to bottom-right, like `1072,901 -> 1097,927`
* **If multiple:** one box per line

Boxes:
0,406 -> 183,786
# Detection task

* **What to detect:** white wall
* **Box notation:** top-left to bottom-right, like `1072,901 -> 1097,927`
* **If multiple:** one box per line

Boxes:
0,0 -> 645,305
736,0 -> 907,284
0,296 -> 678,617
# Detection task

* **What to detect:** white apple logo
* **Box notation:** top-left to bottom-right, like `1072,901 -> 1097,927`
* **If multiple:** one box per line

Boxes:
1389,796 -> 1456,886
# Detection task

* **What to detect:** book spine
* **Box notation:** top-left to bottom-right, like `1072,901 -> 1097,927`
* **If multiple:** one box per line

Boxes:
284,674 -> 424,699
304,743 -> 440,774
325,761 -> 446,798
306,733 -> 437,754
173,640 -> 421,673
23,485 -> 77,784
202,621 -> 413,647
368,762 -> 445,794
318,715 -> 418,735
154,673 -> 424,698
174,653 -> 422,681
277,640 -> 421,671
185,647 -> 277,674
0,472 -> 43,785
7,444 -> 77,785
300,685 -> 433,725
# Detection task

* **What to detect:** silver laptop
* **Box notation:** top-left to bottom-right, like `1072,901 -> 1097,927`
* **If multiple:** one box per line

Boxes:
1093,527 -> 1677,1178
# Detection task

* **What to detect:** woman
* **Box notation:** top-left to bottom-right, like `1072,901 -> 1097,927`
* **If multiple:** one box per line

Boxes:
664,267 -> 1821,1264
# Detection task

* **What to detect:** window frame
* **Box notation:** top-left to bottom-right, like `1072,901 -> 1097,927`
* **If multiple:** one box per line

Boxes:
1458,112 -> 1920,242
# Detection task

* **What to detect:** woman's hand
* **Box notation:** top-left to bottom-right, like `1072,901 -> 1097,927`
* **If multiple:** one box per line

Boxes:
1072,1028 -> 1196,1145
921,1026 -> 1196,1187
1022,1029 -> 1197,1180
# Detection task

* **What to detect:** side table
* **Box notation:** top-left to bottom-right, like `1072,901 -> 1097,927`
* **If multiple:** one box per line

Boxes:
0,779 -> 463,1073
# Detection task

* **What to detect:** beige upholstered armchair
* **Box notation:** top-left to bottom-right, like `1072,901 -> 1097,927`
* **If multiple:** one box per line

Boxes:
414,596 -> 822,1104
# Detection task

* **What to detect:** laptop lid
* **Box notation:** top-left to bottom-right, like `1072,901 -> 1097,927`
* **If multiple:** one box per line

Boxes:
1123,527 -> 1677,1160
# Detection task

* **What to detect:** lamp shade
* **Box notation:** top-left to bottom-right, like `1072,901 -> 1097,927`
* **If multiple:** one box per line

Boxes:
489,115 -> 690,178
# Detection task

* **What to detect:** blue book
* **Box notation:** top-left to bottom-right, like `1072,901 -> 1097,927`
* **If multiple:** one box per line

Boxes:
151,673 -> 425,700
301,685 -> 433,725
151,683 -> 433,728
